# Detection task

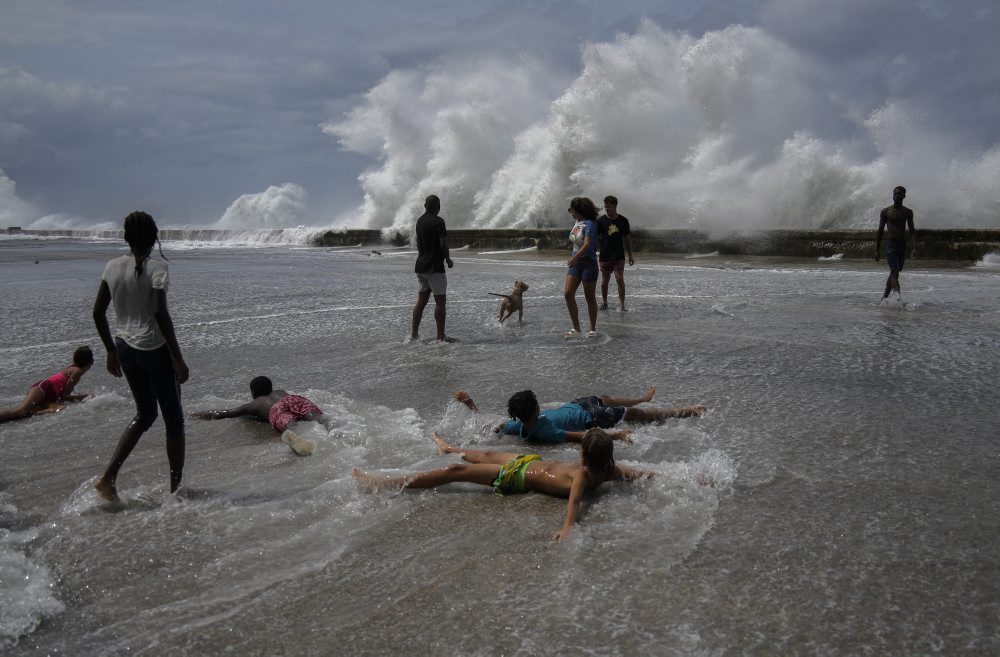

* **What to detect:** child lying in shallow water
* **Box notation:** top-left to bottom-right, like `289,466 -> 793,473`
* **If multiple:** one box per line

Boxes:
351,428 -> 653,542
0,346 -> 94,423
453,386 -> 707,445
192,375 -> 331,456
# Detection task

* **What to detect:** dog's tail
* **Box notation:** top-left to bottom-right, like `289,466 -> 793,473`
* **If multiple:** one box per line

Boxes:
488,292 -> 512,299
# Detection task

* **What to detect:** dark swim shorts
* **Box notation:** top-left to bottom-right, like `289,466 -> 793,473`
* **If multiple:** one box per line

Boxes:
885,240 -> 907,272
572,396 -> 626,429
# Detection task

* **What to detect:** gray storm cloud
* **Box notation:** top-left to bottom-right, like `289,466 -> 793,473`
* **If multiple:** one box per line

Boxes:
2,1 -> 998,232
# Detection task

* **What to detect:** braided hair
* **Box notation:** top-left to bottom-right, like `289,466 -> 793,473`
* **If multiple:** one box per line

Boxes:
123,211 -> 166,278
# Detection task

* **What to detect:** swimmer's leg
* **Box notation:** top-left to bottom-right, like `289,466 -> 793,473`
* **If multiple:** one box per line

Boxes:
599,387 -> 656,407
0,386 -> 47,423
432,432 -> 519,464
301,411 -> 334,431
32,402 -> 67,417
624,404 -> 708,423
351,462 -> 501,492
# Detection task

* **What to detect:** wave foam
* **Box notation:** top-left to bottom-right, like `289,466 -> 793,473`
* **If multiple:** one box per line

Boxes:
0,497 -> 64,649
215,183 -> 309,229
330,21 -> 1000,234
974,251 -> 1000,268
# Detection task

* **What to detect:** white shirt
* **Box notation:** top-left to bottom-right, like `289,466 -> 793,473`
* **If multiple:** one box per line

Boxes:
101,255 -> 169,350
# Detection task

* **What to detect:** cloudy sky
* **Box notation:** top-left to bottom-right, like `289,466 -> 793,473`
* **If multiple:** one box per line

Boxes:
1,0 -> 998,231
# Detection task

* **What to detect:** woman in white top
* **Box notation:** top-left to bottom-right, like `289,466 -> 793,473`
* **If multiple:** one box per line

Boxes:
92,211 -> 190,502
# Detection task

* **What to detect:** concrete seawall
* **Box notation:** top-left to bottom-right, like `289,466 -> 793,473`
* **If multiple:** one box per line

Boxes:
313,228 -> 1000,261
7,226 -> 1000,261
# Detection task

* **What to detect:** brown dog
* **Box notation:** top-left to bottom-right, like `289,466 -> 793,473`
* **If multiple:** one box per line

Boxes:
490,280 -> 529,324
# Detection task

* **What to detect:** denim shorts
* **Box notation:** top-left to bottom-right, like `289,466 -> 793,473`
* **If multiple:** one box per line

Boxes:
567,257 -> 599,283
115,338 -> 184,438
572,396 -> 626,429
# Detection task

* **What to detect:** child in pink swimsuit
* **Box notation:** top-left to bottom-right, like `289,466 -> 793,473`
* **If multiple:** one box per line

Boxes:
0,346 -> 94,423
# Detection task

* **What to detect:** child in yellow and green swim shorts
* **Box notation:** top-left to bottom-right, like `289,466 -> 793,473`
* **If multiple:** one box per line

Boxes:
492,453 -> 542,495
351,429 -> 654,542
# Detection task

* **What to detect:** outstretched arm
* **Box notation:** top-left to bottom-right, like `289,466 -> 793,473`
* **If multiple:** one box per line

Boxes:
193,401 -> 261,421
563,429 -> 633,445
554,470 -> 588,542
453,390 -> 479,413
617,465 -> 655,481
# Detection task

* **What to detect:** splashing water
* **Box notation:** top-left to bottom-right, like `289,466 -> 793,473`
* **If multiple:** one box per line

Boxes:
326,21 -> 1000,235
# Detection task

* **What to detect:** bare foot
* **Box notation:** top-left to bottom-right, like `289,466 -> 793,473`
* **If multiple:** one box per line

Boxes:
94,478 -> 120,502
642,386 -> 656,403
432,432 -> 457,455
452,391 -> 479,413
351,468 -> 381,493
351,468 -> 404,492
680,404 -> 708,417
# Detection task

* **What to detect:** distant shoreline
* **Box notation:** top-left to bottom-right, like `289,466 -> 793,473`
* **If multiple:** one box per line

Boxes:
6,227 -> 1000,261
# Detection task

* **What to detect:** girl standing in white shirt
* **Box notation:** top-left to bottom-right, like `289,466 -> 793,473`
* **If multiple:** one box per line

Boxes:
92,211 -> 190,502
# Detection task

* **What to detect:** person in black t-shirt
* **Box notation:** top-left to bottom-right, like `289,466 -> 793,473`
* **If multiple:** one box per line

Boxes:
597,195 -> 634,311
411,194 -> 455,342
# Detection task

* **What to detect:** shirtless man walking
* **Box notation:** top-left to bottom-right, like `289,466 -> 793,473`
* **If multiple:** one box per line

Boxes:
875,186 -> 918,300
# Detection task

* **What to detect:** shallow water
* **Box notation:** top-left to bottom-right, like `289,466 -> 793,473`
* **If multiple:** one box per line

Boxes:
1,238 -> 999,655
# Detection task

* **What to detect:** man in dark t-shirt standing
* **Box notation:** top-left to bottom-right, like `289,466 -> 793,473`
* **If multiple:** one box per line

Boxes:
411,194 -> 455,342
597,195 -> 635,311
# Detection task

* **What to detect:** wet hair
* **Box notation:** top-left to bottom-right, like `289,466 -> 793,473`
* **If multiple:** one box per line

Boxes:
569,197 -> 598,222
250,376 -> 273,398
581,428 -> 616,477
72,345 -> 94,368
604,195 -> 618,206
123,211 -> 166,279
507,390 -> 539,422
893,186 -> 906,196
425,194 -> 441,213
